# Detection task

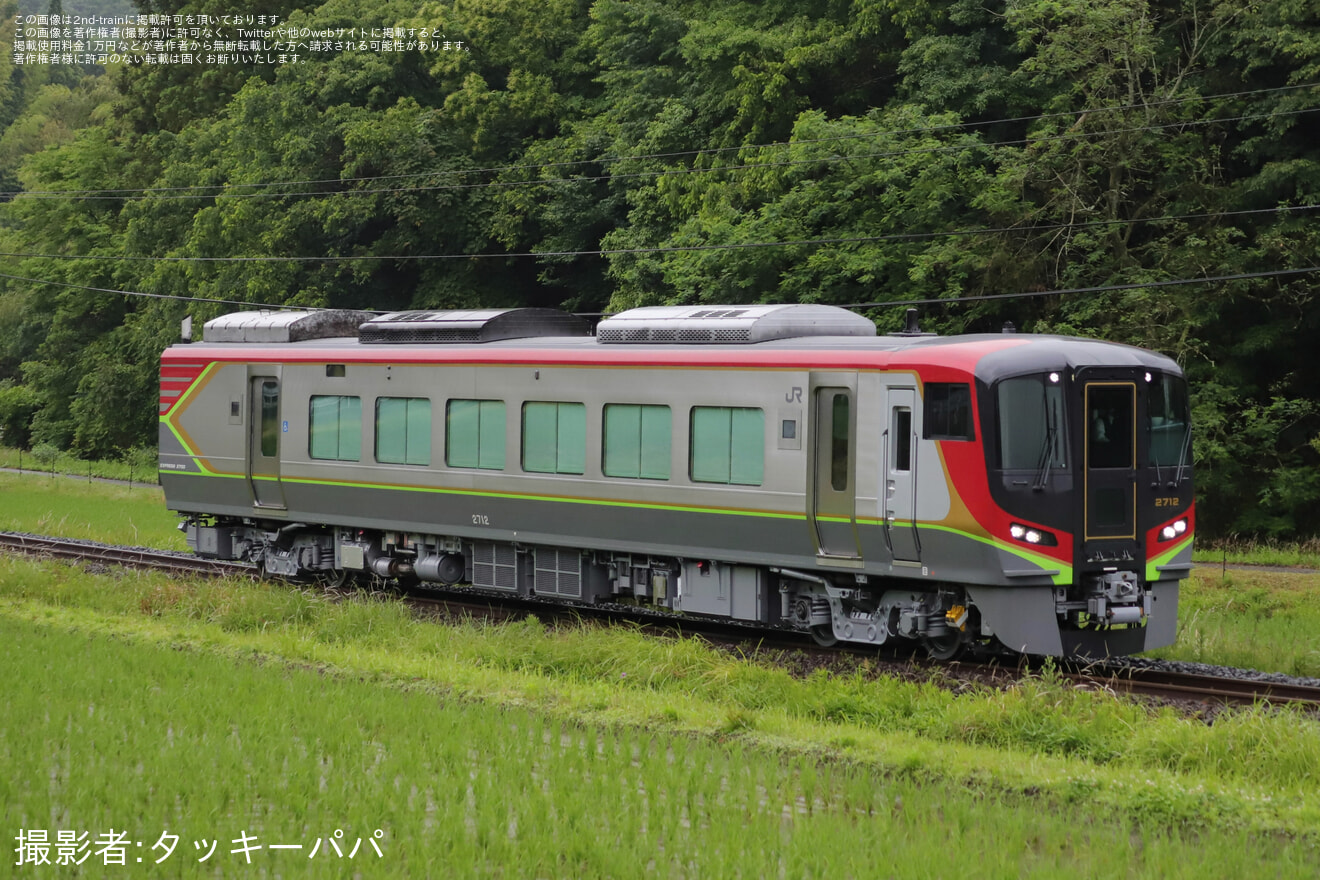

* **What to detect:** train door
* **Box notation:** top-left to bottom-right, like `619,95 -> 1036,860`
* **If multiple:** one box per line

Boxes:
248,374 -> 287,510
810,385 -> 860,558
1081,376 -> 1137,542
884,387 -> 921,563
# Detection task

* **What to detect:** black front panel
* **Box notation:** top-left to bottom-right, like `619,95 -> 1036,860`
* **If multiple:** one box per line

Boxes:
1083,381 -> 1137,541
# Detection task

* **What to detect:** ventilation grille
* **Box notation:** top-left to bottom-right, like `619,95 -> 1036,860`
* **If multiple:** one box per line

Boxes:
362,328 -> 483,344
359,308 -> 591,344
470,542 -> 518,591
533,548 -> 583,599
596,304 -> 875,345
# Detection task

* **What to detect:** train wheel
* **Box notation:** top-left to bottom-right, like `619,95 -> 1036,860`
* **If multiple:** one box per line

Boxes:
810,624 -> 838,648
313,568 -> 353,589
923,632 -> 963,661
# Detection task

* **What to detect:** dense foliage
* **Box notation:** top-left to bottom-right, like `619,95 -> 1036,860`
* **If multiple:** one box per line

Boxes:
1,0 -> 1317,537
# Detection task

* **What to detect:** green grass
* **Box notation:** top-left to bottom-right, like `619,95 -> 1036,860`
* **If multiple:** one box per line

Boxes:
0,444 -> 158,484
1148,569 -> 1320,676
1193,536 -> 1320,569
0,471 -> 184,549
2,556 -> 1320,842
7,615 -> 1318,878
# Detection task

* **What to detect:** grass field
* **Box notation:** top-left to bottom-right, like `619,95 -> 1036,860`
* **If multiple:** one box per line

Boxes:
3,477 -> 1320,872
1147,569 -> 1320,677
2,555 -> 1319,843
0,445 -> 158,485
0,471 -> 182,550
7,613 -> 1318,877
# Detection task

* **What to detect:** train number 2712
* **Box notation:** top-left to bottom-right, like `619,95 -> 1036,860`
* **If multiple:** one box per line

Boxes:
1154,497 -> 1181,508
471,514 -> 490,525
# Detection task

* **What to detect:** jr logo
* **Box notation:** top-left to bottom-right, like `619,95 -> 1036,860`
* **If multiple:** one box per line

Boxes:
785,386 -> 803,403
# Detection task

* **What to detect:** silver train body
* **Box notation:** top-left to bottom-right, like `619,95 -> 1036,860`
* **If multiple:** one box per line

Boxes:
159,305 -> 1195,658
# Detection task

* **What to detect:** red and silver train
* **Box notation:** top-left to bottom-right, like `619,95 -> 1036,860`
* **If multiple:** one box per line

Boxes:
159,304 -> 1194,658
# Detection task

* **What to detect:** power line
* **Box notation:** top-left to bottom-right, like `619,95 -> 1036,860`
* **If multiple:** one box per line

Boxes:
6,102 -> 1317,203
2,204 -> 1314,264
5,266 -> 1319,318
5,81 -> 1316,200
0,271 -> 320,311
840,266 -> 1320,311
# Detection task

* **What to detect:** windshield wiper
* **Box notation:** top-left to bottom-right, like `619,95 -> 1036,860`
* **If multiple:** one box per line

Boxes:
1032,396 -> 1059,492
1171,425 -> 1191,488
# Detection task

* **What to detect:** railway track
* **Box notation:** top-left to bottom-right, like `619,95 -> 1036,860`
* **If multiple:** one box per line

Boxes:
4,530 -> 1319,710
0,531 -> 257,579
1070,665 -> 1320,708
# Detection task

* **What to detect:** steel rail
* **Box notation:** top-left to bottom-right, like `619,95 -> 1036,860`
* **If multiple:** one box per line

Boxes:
1069,666 -> 1320,707
3,530 -> 1319,707
0,531 -> 257,579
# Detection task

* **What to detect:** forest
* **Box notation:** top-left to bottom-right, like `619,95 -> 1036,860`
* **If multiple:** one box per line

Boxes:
0,0 -> 1317,539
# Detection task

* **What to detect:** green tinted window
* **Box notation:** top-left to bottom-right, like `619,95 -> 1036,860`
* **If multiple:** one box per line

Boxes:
446,400 -> 505,470
522,402 -> 586,474
376,397 -> 431,466
603,404 -> 671,480
830,393 -> 849,491
259,381 -> 279,458
690,406 -> 763,485
309,395 -> 361,461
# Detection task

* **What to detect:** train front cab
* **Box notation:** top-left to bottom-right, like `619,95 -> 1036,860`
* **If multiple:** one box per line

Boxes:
978,363 -> 1193,658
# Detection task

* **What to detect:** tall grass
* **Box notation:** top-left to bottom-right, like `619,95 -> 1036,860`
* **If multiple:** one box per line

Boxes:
0,471 -> 183,549
0,444 -> 158,484
1150,570 -> 1320,676
3,556 -> 1320,838
1194,535 -> 1320,569
4,617 -> 1318,878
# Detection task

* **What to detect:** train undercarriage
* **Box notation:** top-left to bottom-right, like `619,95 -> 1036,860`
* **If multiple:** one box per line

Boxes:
184,515 -> 1158,660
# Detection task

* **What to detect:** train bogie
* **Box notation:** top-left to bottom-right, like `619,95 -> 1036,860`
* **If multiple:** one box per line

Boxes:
160,305 -> 1194,659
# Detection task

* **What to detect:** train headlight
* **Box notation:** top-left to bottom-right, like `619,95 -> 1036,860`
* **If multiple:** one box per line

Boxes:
1010,523 -> 1058,546
1160,518 -> 1189,541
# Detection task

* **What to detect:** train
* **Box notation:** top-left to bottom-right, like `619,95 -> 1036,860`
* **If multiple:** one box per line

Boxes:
158,303 -> 1194,659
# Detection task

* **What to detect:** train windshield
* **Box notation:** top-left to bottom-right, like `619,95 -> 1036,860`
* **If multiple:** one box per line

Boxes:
1147,373 -> 1190,467
996,374 -> 1067,470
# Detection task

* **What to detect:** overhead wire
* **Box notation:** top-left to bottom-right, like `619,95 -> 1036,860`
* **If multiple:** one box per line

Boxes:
1,204 -> 1315,264
3,82 -> 1317,201
0,271 -> 318,311
4,266 -> 1318,317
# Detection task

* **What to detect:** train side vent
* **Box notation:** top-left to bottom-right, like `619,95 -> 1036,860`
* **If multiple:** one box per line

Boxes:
359,308 -> 592,344
202,309 -> 375,343
595,304 -> 875,344
533,547 -> 584,599
470,542 -> 518,591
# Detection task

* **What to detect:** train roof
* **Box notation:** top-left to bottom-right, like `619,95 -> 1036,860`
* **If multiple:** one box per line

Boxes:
180,305 -> 1182,381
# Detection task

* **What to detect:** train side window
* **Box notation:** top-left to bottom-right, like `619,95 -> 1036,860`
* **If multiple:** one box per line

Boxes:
259,382 -> 278,456
522,401 -> 586,474
603,404 -> 671,480
376,397 -> 431,466
923,383 -> 973,440
446,400 -> 505,470
893,408 -> 912,472
690,406 -> 764,486
309,395 -> 362,461
830,393 -> 849,491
